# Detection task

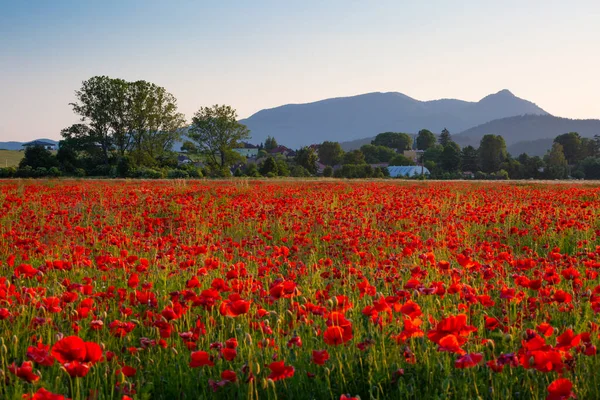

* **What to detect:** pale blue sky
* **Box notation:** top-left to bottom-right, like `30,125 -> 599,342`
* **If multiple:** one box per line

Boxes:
1,0 -> 599,141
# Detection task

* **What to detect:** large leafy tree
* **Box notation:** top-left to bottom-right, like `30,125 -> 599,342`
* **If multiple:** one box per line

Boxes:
188,105 -> 251,168
127,80 -> 186,166
68,76 -> 118,164
479,134 -> 507,173
318,141 -> 344,166
554,132 -> 583,165
371,132 -> 412,152
545,143 -> 568,179
64,76 -> 185,168
294,147 -> 318,175
416,129 -> 437,150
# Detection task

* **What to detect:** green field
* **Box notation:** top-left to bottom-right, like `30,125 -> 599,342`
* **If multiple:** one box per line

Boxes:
0,149 -> 24,168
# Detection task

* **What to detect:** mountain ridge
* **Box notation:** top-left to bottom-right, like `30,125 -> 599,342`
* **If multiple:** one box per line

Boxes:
240,89 -> 548,148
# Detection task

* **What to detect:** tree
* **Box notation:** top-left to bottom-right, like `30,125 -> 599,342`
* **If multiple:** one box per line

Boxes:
372,132 -> 412,151
479,135 -> 507,173
126,80 -> 186,166
264,136 -> 278,151
342,150 -> 366,165
318,141 -> 344,166
545,143 -> 568,179
64,76 -> 185,169
439,145 -> 461,172
554,132 -> 583,165
275,158 -> 290,176
259,156 -> 278,176
323,166 -> 333,177
389,154 -> 415,166
580,157 -> 600,179
360,144 -> 397,164
294,147 -> 318,175
19,146 -> 59,170
68,76 -> 118,165
188,105 -> 251,168
422,144 -> 443,164
460,145 -> 478,172
517,153 -> 545,179
439,128 -> 452,147
416,129 -> 437,150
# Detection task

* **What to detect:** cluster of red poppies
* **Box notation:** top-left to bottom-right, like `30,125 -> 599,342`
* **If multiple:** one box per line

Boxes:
1,180 -> 598,399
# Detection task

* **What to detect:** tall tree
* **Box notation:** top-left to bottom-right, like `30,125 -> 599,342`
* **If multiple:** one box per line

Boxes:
188,105 -> 251,168
68,76 -> 117,164
545,143 -> 568,179
371,132 -> 412,151
460,145 -> 479,172
294,147 -> 318,175
318,141 -> 344,166
264,136 -> 278,151
479,134 -> 507,173
439,128 -> 452,147
440,144 -> 461,172
554,132 -> 583,165
127,80 -> 186,166
416,129 -> 437,150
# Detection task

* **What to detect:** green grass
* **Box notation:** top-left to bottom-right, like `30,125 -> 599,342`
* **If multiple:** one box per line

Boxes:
0,149 -> 24,168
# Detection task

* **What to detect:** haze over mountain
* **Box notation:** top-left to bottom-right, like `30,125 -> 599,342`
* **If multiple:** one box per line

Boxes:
453,114 -> 600,152
240,89 -> 548,149
0,139 -> 58,151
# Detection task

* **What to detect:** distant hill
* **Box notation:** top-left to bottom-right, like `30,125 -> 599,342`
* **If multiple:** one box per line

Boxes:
0,138 -> 58,151
506,138 -> 555,157
240,89 -> 548,148
453,115 -> 600,151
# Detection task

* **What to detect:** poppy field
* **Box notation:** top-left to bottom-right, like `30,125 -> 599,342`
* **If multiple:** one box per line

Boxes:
1,179 -> 600,400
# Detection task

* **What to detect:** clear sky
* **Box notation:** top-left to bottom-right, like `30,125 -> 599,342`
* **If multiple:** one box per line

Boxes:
1,0 -> 599,142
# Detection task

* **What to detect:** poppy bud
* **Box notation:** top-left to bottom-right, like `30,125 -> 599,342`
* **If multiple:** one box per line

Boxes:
245,333 -> 253,346
255,362 -> 261,375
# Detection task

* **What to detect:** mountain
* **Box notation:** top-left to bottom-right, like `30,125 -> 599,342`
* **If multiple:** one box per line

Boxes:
453,115 -> 600,151
240,89 -> 548,148
0,138 -> 58,151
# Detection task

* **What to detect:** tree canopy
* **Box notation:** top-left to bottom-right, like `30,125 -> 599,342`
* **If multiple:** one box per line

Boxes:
188,105 -> 251,168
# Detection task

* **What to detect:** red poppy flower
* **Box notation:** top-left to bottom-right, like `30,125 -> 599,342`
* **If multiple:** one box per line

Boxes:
219,294 -> 251,317
52,336 -> 101,364
189,351 -> 214,368
267,361 -> 295,381
455,353 -> 483,368
22,387 -> 69,400
27,342 -> 55,367
312,350 -> 330,365
8,361 -> 40,383
547,378 -> 575,400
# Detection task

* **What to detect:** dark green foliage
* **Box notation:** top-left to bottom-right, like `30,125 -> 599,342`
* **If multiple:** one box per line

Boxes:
479,135 -> 507,173
389,154 -> 415,166
19,146 -> 58,171
342,150 -> 366,165
372,132 -> 412,151
360,144 -> 397,163
318,141 -> 344,166
416,129 -> 437,150
294,147 -> 318,175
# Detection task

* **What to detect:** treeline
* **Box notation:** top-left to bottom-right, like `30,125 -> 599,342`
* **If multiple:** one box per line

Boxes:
3,75 -> 600,180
